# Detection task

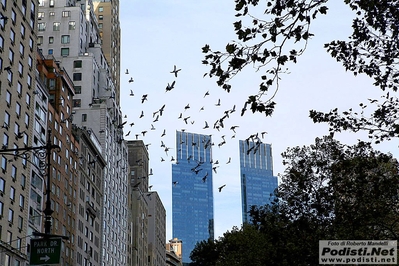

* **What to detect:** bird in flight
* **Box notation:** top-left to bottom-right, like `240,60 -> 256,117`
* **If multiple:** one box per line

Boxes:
230,125 -> 239,133
125,69 -> 129,74
165,81 -> 176,92
128,77 -> 134,83
141,94 -> 148,103
218,184 -> 226,192
173,181 -> 179,186
215,99 -> 221,106
203,121 -> 209,129
170,65 -> 181,77
129,90 -> 134,96
226,157 -> 231,164
204,91 -> 209,98
139,111 -> 144,118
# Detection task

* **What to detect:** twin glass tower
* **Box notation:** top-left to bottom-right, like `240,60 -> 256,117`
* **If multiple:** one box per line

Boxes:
172,131 -> 277,264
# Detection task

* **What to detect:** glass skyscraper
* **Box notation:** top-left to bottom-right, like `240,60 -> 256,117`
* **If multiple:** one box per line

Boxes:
172,131 -> 214,264
239,140 -> 278,223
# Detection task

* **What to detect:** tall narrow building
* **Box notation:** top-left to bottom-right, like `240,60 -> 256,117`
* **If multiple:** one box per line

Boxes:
239,140 -> 278,223
0,0 -> 39,263
172,131 -> 214,265
38,0 -> 128,265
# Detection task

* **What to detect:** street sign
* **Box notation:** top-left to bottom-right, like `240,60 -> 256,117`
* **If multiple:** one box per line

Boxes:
30,238 -> 62,265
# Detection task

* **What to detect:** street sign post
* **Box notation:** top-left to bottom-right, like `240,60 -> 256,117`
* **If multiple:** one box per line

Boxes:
29,238 -> 62,265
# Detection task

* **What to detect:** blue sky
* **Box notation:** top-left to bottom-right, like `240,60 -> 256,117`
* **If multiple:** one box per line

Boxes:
119,0 -> 399,241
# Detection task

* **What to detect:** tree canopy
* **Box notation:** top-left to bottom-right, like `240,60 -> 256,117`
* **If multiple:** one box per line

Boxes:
190,136 -> 399,265
202,0 -> 399,142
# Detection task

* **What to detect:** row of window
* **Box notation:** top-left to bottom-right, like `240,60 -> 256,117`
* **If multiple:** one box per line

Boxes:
38,21 -> 76,31
38,34 -> 70,44
38,10 -> 71,18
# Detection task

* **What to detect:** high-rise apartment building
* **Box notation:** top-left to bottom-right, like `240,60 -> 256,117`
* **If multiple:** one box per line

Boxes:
239,140 -> 278,223
38,0 -> 128,265
93,0 -> 121,106
147,191 -> 166,266
0,0 -> 40,264
127,140 -> 150,266
172,131 -> 214,264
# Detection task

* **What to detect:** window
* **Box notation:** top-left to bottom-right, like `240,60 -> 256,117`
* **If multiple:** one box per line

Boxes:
98,15 -> 103,20
73,99 -> 81,108
1,0 -> 6,9
38,22 -> 46,31
28,56 -> 33,69
8,208 -> 13,223
62,11 -> 70,17
15,102 -> 21,117
49,0 -> 54,7
98,23 -> 103,29
61,35 -> 70,44
0,178 -> 5,192
11,10 -> 16,24
7,70 -> 12,84
73,73 -> 82,81
27,74 -> 32,88
18,216 -> 23,229
0,35 -> 4,50
0,202 -> 3,217
37,36 -> 43,45
49,11 -> 55,16
19,43 -> 24,56
4,111 -> 10,127
8,49 -> 14,63
82,114 -> 87,122
74,86 -> 81,94
17,82 -> 22,96
53,22 -> 60,31
48,49 -> 53,55
74,60 -> 82,68
10,187 -> 15,201
2,133 -> 8,147
1,156 -> 7,173
25,93 -> 31,107
18,62 -> 23,77
61,48 -> 69,56
10,29 -> 15,44
24,113 -> 29,127
98,6 -> 103,12
20,174 -> 26,189
19,195 -> 24,208
20,24 -> 25,39
38,11 -> 44,18
29,37 -> 34,50
5,91 -> 11,106
49,36 -> 54,43
69,21 -> 76,30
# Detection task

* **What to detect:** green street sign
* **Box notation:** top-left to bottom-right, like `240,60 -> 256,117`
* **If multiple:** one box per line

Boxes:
30,238 -> 62,265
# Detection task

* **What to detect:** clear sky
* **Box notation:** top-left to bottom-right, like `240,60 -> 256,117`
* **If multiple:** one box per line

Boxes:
119,0 -> 399,241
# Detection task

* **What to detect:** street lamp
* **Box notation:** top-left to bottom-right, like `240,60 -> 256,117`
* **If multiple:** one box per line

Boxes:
0,129 -> 61,237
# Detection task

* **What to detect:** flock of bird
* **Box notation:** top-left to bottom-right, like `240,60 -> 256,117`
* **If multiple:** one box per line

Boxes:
121,65 -> 268,193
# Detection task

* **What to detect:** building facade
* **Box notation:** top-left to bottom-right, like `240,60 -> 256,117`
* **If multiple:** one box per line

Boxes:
239,140 -> 278,224
172,131 -> 214,264
37,0 -> 128,265
147,191 -> 166,266
0,0 -> 38,263
127,140 -> 150,266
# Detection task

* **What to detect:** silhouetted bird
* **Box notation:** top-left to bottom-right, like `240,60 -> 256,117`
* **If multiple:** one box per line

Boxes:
218,184 -> 226,192
128,77 -> 134,83
170,65 -> 181,77
165,81 -> 176,92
